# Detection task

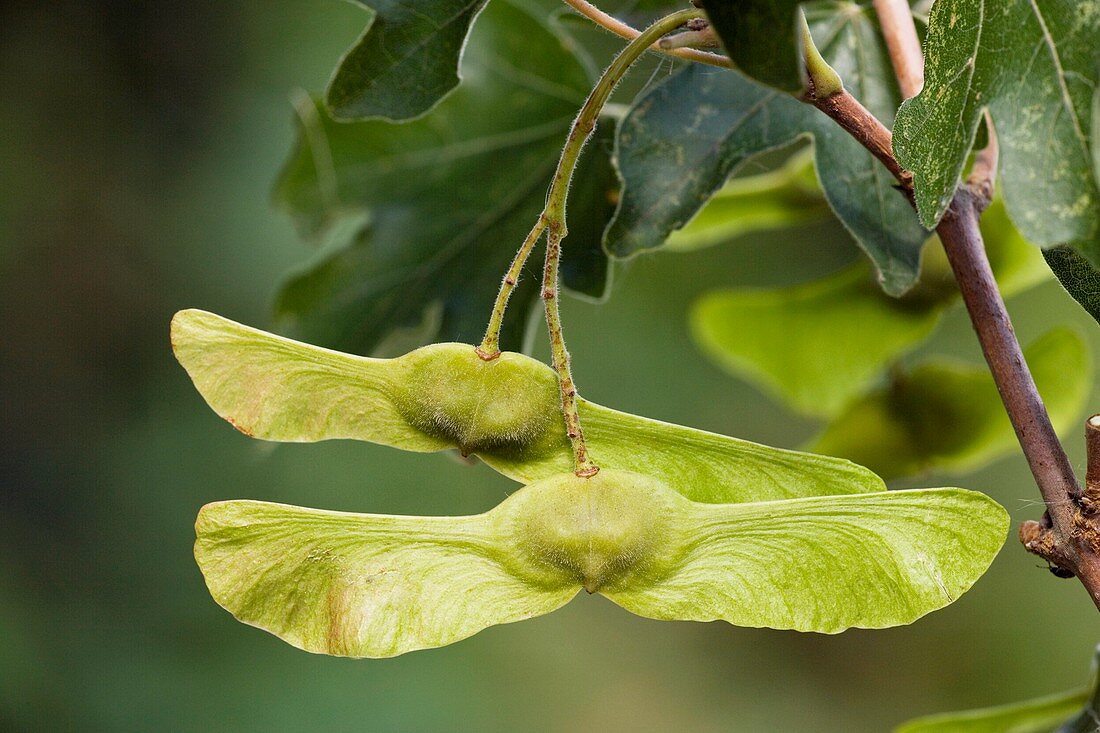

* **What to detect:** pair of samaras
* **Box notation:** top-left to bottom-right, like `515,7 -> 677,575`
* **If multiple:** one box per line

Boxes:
174,310 -> 1007,658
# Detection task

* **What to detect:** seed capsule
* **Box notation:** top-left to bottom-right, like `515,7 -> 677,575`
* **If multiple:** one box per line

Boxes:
500,470 -> 687,593
394,343 -> 562,459
171,308 -> 889,501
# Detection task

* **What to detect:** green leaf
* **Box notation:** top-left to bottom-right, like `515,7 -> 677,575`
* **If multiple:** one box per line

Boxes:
325,0 -> 489,121
810,329 -> 1092,479
895,646 -> 1100,733
893,0 -> 1100,265
608,3 -> 929,295
894,690 -> 1090,733
1045,245 -> 1100,325
171,308 -> 886,503
698,0 -> 803,92
663,152 -> 832,252
274,0 -> 614,353
982,199 -> 1057,298
693,264 -> 944,418
196,470 -> 1007,657
690,198 -> 1048,417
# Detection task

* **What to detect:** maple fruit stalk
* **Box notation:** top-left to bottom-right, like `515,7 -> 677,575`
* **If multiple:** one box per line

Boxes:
477,217 -> 547,360
479,7 -> 703,477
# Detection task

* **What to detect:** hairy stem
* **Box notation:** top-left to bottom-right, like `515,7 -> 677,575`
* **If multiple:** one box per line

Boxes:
482,8 -> 703,473
544,8 -> 702,476
543,8 -> 703,225
560,0 -> 731,69
479,8 -> 702,358
543,225 -> 598,476
868,1 -> 1100,609
478,217 -> 547,360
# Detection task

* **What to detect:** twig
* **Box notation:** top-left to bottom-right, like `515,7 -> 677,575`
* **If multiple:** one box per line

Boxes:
868,0 -> 1100,610
559,0 -> 732,69
804,88 -> 912,195
1084,415 -> 1100,506
872,0 -> 924,98
797,10 -> 912,195
939,192 -> 1088,561
659,28 -> 719,51
966,112 -> 999,203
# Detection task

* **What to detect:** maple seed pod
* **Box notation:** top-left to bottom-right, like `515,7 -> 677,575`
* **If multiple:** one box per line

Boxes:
501,470 -> 685,594
393,343 -> 562,457
169,309 -> 892,502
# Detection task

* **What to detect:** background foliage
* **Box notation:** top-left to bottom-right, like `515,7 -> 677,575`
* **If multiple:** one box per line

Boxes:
2,0 -> 1100,730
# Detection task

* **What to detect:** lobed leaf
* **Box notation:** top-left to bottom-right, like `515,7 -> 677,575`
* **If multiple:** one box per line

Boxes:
275,0 -> 614,354
171,308 -> 886,503
326,0 -> 489,122
196,470 -> 1007,657
811,329 -> 1091,478
608,3 -> 929,295
893,0 -> 1100,266
689,199 -> 1048,417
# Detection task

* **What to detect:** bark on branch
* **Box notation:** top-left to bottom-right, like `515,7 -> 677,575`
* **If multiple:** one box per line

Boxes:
868,1 -> 1100,610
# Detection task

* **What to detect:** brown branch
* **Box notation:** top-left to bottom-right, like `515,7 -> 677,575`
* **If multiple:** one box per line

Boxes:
559,0 -> 732,69
1084,416 -> 1100,508
967,112 -> 999,202
803,88 -> 912,195
867,0 -> 1100,610
936,193 -> 1100,604
872,0 -> 924,99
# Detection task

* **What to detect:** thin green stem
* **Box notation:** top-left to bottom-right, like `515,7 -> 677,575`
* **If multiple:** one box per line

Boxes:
480,8 -> 703,473
477,217 -> 547,360
542,225 -> 597,476
543,8 -> 703,227
541,9 -> 702,475
478,6 -> 701,359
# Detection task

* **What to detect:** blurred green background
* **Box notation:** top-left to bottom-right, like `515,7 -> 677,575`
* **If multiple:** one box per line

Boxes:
2,0 -> 1099,730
